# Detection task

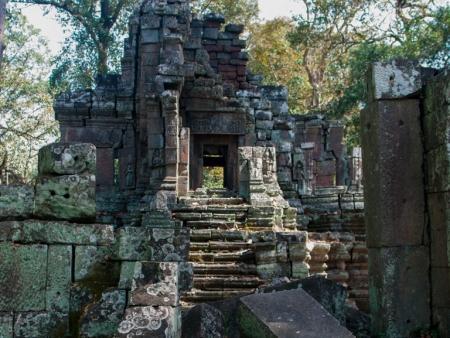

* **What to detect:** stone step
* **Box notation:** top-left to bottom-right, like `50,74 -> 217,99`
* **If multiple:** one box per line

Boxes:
193,276 -> 263,289
186,220 -> 237,230
173,205 -> 249,213
173,212 -> 247,222
182,289 -> 256,302
193,262 -> 257,275
190,229 -> 247,241
178,197 -> 246,206
189,249 -> 255,263
190,241 -> 252,251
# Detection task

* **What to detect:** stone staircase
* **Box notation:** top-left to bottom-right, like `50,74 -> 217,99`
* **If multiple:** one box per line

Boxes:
173,189 -> 265,304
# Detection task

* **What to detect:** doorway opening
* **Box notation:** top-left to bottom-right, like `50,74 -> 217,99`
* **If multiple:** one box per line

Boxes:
202,145 -> 227,189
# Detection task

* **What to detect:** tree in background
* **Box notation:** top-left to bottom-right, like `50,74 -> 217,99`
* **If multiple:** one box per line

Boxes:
0,9 -> 58,183
247,18 -> 309,113
191,0 -> 258,27
0,0 -> 6,63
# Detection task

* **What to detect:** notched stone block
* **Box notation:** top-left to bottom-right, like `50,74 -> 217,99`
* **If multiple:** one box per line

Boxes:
34,174 -> 96,221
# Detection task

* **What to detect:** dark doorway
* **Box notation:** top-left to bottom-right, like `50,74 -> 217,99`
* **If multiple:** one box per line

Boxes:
190,135 -> 238,191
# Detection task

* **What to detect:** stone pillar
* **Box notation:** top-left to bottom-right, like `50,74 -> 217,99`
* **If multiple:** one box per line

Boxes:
362,60 -> 449,337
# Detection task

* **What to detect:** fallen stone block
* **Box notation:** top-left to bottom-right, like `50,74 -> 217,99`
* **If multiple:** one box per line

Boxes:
238,289 -> 354,338
182,303 -> 225,338
0,185 -> 34,221
117,306 -> 181,337
34,174 -> 96,221
38,143 -> 96,175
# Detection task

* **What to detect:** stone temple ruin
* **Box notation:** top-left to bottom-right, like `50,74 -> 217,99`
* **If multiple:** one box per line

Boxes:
0,0 -> 448,337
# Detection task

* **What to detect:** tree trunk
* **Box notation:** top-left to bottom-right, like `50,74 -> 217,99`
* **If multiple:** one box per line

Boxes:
97,42 -> 108,76
0,0 -> 6,65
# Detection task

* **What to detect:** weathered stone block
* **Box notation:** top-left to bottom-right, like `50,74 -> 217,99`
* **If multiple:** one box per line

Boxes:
117,306 -> 181,337
0,243 -> 47,311
14,312 -> 50,338
141,29 -> 160,43
0,313 -> 13,338
129,262 -> 180,307
182,303 -> 225,338
369,246 -> 430,337
119,261 -> 139,290
47,245 -> 72,313
115,227 -> 189,261
0,220 -> 114,245
80,289 -> 127,337
362,100 -> 426,248
34,174 -> 96,221
74,245 -> 114,281
38,143 -> 96,175
369,60 -> 422,100
0,185 -> 34,220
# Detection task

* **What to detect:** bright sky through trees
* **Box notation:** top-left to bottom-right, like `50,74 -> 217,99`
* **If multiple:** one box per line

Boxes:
20,0 -> 304,54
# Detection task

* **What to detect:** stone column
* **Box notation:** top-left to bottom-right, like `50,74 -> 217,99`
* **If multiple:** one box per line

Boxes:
362,60 -> 449,337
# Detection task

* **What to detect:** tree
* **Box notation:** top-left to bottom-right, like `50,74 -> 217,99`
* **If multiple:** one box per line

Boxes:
0,9 -> 59,182
247,18 -> 309,113
0,0 -> 6,63
191,0 -> 259,27
13,0 -> 136,89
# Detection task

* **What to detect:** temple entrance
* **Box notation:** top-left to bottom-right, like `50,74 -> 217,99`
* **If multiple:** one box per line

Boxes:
190,135 -> 238,191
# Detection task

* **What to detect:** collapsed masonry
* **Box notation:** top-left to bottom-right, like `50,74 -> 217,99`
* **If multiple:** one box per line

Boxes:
0,0 -> 367,336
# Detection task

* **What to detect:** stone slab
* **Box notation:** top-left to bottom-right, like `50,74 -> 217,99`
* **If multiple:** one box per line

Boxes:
0,220 -> 114,245
238,289 -> 354,338
0,243 -> 47,311
0,185 -> 34,220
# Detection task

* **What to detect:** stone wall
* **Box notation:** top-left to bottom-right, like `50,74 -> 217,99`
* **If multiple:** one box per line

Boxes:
0,143 -> 191,337
362,60 -> 449,337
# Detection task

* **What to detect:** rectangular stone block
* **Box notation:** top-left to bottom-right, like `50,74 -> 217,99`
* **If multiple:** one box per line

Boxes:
0,243 -> 47,311
0,313 -> 13,338
115,227 -> 189,261
119,261 -> 139,290
117,306 -> 181,337
141,29 -> 160,43
129,262 -> 180,306
74,245 -> 114,281
368,246 -> 430,337
34,174 -> 96,221
0,185 -> 34,221
0,220 -> 114,245
362,100 -> 426,248
47,245 -> 72,313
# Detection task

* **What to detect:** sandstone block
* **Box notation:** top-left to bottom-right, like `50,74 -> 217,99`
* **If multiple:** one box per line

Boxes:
0,243 -> 47,311
182,303 -> 225,338
47,245 -> 72,313
14,312 -> 50,338
38,143 -> 96,175
34,174 -> 96,221
129,262 -> 180,307
80,289 -> 126,337
0,185 -> 34,220
117,306 -> 181,337
0,313 -> 13,338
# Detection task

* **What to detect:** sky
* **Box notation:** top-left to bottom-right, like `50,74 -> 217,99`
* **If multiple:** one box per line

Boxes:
19,0 -> 305,55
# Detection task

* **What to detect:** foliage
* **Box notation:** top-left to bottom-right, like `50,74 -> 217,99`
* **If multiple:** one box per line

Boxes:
247,18 -> 309,113
14,0 -> 137,90
0,9 -> 59,182
203,167 -> 224,189
191,0 -> 259,27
